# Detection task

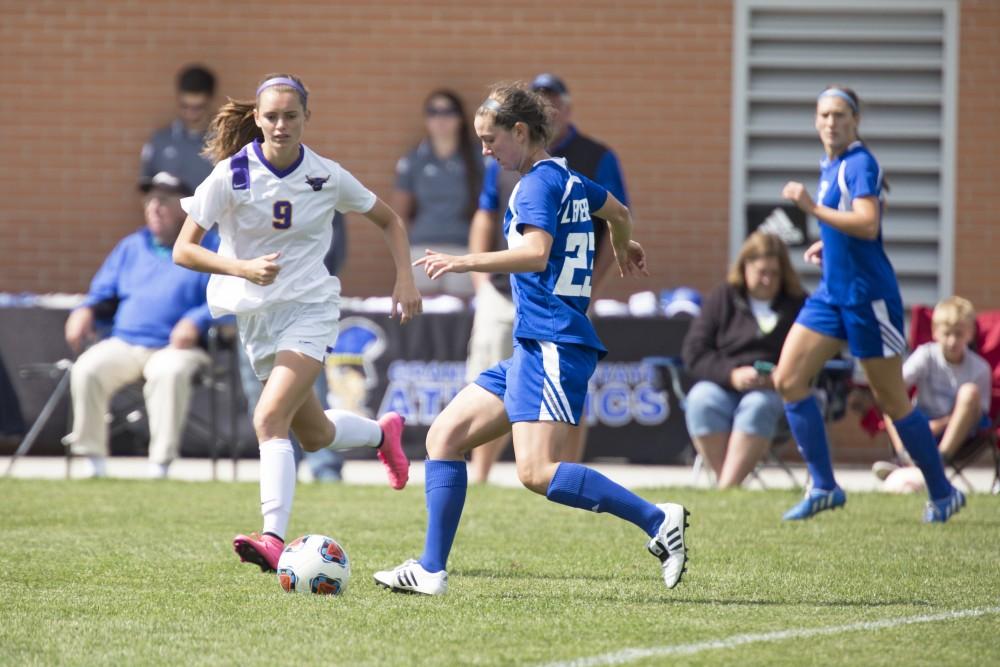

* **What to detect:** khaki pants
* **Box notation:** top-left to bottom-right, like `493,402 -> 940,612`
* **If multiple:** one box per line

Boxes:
65,338 -> 209,464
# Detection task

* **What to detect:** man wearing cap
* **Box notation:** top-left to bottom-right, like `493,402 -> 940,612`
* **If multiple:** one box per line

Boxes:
466,74 -> 632,481
63,172 -> 220,479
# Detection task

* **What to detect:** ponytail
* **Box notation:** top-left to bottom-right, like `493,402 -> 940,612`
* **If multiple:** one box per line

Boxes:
202,98 -> 262,164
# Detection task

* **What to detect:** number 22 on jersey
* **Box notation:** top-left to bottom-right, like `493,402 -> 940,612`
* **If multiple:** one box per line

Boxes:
554,232 -> 594,297
272,201 -> 293,229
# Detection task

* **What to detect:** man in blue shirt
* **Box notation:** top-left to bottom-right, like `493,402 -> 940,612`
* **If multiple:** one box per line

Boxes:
63,172 -> 217,479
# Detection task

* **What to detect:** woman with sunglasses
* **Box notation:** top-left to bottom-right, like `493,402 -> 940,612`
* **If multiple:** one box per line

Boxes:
393,90 -> 484,297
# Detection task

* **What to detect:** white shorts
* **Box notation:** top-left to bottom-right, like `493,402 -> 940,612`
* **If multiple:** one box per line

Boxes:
237,299 -> 341,380
465,281 -> 515,383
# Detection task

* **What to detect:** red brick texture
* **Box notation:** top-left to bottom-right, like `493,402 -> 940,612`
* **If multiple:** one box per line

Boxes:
0,1 -> 995,309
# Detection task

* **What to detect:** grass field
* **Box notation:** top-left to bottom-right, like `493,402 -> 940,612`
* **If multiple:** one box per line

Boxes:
2,478 -> 999,666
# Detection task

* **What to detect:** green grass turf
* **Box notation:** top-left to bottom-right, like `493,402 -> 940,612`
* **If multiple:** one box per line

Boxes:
2,479 -> 998,666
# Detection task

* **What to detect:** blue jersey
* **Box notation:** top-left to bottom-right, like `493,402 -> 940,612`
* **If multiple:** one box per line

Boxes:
504,158 -> 608,355
812,141 -> 900,306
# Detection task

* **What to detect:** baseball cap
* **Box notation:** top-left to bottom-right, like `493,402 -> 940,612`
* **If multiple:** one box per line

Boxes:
530,73 -> 569,96
139,171 -> 193,197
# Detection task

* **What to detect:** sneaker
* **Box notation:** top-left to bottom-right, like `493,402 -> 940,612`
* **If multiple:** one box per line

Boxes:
783,486 -> 846,521
233,532 -> 284,572
376,412 -> 409,490
871,460 -> 899,482
373,559 -> 447,595
923,487 -> 966,523
646,503 -> 689,589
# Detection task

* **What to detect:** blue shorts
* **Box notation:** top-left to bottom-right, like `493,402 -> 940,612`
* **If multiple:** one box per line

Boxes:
796,295 -> 906,359
475,338 -> 598,424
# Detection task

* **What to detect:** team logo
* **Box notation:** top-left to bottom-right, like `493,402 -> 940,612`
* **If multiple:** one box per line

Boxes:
305,174 -> 330,191
319,538 -> 348,565
324,317 -> 387,417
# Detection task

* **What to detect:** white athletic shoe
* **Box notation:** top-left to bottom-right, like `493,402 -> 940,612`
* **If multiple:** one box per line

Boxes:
373,559 -> 448,596
646,503 -> 689,589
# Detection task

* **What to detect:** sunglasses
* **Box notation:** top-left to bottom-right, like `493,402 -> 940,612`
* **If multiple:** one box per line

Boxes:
425,107 -> 459,117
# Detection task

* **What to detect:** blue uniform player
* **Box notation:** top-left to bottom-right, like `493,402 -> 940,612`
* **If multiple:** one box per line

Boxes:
375,83 -> 690,595
773,85 -> 965,523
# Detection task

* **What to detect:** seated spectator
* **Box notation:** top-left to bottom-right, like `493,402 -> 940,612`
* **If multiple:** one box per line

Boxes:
393,89 -> 482,297
876,296 -> 992,489
140,64 -> 217,190
681,231 -> 806,487
62,172 -> 219,479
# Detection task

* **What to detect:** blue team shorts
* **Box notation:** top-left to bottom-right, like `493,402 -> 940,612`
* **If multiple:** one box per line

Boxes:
796,295 -> 907,359
474,338 -> 598,424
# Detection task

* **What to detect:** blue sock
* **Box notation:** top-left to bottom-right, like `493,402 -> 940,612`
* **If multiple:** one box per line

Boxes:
784,395 -> 838,491
418,460 -> 467,573
545,462 -> 664,537
893,407 -> 952,500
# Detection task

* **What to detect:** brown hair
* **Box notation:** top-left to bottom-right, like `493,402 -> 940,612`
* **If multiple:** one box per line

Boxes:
424,89 -> 482,219
475,82 -> 551,146
726,231 -> 804,298
202,72 -> 309,164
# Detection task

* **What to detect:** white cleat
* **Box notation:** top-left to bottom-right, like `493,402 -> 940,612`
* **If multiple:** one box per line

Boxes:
646,503 -> 689,589
373,559 -> 448,596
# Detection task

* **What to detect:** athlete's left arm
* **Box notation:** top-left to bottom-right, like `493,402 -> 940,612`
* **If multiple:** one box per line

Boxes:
782,182 -> 880,240
363,198 -> 422,324
592,193 -> 648,278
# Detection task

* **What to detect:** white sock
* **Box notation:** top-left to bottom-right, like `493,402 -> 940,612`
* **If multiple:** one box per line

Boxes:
325,409 -> 383,450
259,438 -> 296,540
87,456 -> 107,478
148,462 -> 169,479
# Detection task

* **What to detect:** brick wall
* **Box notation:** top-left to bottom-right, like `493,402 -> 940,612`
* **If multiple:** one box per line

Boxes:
0,1 -> 996,308
955,0 -> 1000,311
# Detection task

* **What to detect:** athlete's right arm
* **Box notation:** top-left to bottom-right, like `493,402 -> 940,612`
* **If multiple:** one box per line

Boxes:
172,217 -> 280,286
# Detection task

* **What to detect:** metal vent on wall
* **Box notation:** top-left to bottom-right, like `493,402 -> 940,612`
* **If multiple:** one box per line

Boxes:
730,0 -> 958,306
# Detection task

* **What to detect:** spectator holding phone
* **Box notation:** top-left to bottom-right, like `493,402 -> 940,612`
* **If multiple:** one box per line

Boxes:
681,232 -> 806,487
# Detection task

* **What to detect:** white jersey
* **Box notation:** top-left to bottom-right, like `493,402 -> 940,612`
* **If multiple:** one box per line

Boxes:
181,140 -> 377,317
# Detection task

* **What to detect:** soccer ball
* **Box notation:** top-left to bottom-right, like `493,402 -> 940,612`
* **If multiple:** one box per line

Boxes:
276,534 -> 351,596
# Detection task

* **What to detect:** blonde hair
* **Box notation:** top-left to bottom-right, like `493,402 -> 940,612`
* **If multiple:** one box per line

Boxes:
932,296 -> 976,329
726,231 -> 804,298
202,72 -> 309,164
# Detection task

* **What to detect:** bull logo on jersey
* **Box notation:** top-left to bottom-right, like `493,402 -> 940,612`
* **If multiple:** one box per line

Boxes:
305,174 -> 330,191
324,317 -> 387,417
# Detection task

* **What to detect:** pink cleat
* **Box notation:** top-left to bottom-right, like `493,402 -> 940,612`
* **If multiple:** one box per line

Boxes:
233,532 -> 284,572
377,412 -> 409,490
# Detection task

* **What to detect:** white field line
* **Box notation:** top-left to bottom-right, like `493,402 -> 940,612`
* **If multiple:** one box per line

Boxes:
539,606 -> 1000,667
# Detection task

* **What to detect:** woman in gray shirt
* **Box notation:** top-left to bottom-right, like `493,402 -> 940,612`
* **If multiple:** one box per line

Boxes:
394,89 -> 483,298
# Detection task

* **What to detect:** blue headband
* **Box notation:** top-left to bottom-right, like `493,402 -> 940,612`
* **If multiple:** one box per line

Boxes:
256,77 -> 308,103
818,89 -> 858,114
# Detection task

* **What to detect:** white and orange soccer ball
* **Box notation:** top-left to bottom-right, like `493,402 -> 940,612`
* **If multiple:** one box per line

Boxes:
277,534 -> 351,596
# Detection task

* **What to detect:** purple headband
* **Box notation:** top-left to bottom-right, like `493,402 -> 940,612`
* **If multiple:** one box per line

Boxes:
256,77 -> 308,103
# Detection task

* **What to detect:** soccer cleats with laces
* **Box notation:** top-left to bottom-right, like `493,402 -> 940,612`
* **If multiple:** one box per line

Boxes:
377,412 -> 409,490
923,487 -> 966,523
646,503 -> 689,589
373,559 -> 448,596
782,486 -> 846,521
233,532 -> 284,572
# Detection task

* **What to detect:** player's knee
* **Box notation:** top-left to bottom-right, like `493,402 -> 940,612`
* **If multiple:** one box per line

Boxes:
425,418 -> 461,459
253,404 -> 291,442
956,383 -> 980,406
515,460 -> 551,494
771,365 -> 804,400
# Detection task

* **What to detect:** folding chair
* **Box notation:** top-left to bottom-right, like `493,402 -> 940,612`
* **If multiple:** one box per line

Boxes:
643,356 -> 853,489
904,306 -> 1000,493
